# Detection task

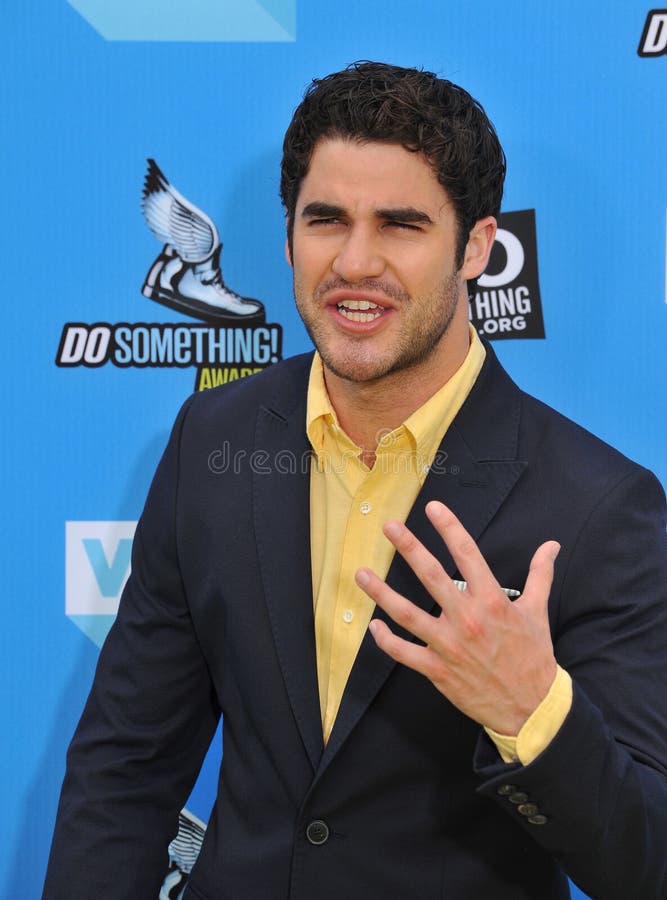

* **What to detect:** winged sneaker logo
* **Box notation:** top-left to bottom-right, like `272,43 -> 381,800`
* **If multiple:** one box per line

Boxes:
141,159 -> 265,324
55,160 -> 282,391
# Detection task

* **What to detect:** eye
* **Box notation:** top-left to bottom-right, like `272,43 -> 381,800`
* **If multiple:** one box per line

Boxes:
307,217 -> 344,229
385,220 -> 422,232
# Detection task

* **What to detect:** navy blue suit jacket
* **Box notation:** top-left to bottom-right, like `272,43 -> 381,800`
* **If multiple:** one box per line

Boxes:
44,346 -> 667,899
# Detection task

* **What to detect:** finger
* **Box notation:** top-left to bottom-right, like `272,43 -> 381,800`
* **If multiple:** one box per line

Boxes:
355,567 -> 441,645
520,541 -> 560,612
424,501 -> 499,596
368,618 -> 440,680
381,519 -> 456,611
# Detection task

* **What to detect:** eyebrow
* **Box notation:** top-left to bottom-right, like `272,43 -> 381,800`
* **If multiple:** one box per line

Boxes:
300,202 -> 434,225
376,207 -> 434,225
301,202 -> 345,219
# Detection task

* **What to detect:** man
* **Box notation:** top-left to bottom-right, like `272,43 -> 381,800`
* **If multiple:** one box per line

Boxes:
44,62 -> 667,899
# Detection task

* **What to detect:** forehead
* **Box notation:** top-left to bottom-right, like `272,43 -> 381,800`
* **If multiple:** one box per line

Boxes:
296,137 -> 450,215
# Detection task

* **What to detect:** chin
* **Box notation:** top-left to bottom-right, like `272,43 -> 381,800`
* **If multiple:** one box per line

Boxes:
319,351 -> 399,384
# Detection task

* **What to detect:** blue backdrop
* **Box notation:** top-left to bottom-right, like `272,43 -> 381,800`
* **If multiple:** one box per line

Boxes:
2,3 -> 665,898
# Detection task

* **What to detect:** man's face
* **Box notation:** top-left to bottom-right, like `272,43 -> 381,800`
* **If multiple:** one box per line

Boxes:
287,137 -> 470,385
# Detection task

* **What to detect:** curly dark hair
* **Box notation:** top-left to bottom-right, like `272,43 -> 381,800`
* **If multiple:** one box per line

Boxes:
280,61 -> 506,267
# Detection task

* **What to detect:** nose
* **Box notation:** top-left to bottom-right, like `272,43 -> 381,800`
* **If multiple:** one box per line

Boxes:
331,225 -> 385,282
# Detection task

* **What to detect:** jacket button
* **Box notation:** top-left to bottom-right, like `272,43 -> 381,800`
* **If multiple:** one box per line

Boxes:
508,791 -> 529,804
517,802 -> 540,817
306,819 -> 330,845
528,814 -> 548,825
496,784 -> 519,796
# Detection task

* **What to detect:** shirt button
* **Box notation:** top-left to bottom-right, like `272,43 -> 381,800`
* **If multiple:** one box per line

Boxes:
359,501 -> 372,515
342,609 -> 354,623
306,819 -> 330,845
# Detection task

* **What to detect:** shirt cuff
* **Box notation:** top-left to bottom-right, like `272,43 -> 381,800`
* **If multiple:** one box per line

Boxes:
484,665 -> 573,765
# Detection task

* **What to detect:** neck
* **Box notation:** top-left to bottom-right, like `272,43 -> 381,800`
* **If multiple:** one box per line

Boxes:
323,321 -> 471,458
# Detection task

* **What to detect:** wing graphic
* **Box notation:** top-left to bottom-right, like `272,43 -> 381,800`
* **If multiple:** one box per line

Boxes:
141,159 -> 219,263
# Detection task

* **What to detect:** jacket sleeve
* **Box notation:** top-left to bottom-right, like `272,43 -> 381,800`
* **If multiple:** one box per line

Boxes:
474,466 -> 667,900
43,395 -> 221,899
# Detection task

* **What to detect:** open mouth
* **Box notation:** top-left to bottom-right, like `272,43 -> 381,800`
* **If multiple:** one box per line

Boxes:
336,299 -> 385,323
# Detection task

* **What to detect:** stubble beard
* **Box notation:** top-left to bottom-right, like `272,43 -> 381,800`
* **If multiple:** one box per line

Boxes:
293,273 -> 462,384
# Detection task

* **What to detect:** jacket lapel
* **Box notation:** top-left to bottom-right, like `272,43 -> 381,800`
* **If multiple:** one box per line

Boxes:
319,346 -> 527,771
252,359 -> 324,771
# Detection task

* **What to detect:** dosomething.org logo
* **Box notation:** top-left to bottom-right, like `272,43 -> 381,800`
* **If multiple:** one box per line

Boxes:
66,521 -> 136,647
638,10 -> 667,56
66,0 -> 296,42
469,209 -> 545,340
55,160 -> 283,391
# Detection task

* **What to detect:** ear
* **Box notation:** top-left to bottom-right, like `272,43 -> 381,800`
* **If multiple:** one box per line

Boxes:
460,216 -> 496,281
284,226 -> 293,268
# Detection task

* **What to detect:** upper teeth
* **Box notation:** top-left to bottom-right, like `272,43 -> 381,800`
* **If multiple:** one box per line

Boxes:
338,300 -> 380,310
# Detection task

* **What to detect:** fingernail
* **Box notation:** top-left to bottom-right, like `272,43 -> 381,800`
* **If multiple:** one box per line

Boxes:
368,620 -> 379,636
426,501 -> 444,518
356,568 -> 370,587
384,521 -> 402,539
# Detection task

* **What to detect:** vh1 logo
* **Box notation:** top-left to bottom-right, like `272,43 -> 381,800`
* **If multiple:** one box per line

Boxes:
65,521 -> 136,647
638,10 -> 667,56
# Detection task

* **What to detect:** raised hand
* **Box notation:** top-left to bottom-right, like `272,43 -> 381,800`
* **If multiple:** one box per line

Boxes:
355,501 -> 560,735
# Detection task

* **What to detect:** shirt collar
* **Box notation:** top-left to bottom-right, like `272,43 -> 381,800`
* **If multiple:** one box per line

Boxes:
402,327 -> 485,469
306,326 -> 486,475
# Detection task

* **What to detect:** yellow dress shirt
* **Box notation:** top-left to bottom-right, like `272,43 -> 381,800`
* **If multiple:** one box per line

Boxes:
306,328 -> 571,761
